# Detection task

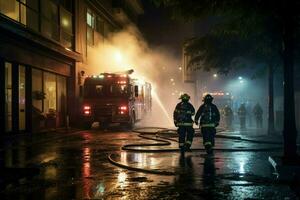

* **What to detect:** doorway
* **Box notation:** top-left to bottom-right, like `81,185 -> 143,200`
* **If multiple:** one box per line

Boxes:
3,61 -> 28,133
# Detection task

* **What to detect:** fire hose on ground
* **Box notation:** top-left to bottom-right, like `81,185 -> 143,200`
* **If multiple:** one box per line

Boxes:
108,127 -> 290,175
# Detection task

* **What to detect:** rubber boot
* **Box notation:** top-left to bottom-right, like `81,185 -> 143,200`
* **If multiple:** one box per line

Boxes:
180,146 -> 185,155
205,144 -> 212,154
185,143 -> 192,152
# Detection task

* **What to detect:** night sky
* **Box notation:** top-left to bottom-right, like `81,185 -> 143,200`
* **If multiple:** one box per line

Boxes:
138,0 -> 195,55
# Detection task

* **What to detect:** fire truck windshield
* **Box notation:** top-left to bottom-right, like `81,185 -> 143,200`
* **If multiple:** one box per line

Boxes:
84,83 -> 129,98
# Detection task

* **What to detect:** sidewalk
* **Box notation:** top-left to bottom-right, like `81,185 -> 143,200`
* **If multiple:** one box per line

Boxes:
0,128 -> 82,152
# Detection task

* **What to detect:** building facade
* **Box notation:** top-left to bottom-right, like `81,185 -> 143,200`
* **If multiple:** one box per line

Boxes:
0,0 -> 143,133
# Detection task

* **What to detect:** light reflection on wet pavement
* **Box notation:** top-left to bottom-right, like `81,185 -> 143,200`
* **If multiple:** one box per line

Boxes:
0,129 -> 299,199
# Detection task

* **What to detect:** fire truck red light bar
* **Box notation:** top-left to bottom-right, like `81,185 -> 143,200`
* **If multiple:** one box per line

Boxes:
84,106 -> 91,110
119,106 -> 127,110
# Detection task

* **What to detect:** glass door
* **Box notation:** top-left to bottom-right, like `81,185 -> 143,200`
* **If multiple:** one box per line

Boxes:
19,65 -> 26,131
57,75 -> 67,127
5,62 -> 12,132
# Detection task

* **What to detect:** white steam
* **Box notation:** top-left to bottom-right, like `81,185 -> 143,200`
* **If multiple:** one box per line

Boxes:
88,25 -> 194,127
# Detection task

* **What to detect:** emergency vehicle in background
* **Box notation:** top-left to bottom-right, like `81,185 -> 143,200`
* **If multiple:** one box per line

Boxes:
81,70 -> 152,129
202,92 -> 233,127
204,92 -> 233,108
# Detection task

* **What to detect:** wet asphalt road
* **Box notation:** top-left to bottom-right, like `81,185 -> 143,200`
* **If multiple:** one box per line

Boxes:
1,128 -> 299,200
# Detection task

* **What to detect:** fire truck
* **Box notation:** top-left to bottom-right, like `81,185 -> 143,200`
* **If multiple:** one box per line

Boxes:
81,70 -> 152,129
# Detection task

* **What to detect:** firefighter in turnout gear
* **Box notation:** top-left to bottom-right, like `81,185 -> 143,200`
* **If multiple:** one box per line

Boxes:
173,93 -> 195,153
238,104 -> 247,130
253,103 -> 263,129
223,105 -> 233,130
195,94 -> 220,154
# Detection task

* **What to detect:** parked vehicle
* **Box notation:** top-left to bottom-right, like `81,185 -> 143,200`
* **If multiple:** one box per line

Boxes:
81,71 -> 151,129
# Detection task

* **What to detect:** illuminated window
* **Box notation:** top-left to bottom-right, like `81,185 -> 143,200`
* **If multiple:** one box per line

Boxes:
87,11 -> 94,28
5,62 -> 12,132
60,7 -> 73,48
87,10 -> 95,46
0,0 -> 19,21
44,72 -> 57,114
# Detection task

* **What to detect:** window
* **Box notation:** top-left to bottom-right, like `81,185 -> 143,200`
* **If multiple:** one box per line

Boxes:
0,0 -> 39,31
96,16 -> 105,36
57,75 -> 67,127
87,10 -> 94,28
84,83 -> 129,98
44,72 -> 56,115
32,68 -> 43,112
59,0 -> 72,12
86,10 -> 95,46
0,0 -> 74,48
0,0 -> 19,21
60,7 -> 73,48
19,65 -> 26,130
41,0 -> 59,41
5,62 -> 12,132
20,0 -> 39,31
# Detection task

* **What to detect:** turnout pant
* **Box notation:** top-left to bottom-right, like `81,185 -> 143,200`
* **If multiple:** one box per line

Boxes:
256,116 -> 263,128
178,126 -> 195,148
239,117 -> 246,129
201,127 -> 216,147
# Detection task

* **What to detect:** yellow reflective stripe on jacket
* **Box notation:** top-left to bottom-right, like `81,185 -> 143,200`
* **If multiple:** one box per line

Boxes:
177,122 -> 193,126
201,123 -> 215,127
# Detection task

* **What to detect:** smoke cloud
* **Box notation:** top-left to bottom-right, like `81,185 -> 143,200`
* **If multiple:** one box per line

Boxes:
87,25 -> 195,127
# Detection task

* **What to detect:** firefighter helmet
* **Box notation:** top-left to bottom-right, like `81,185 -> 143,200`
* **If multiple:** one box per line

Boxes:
179,93 -> 190,101
203,94 -> 213,103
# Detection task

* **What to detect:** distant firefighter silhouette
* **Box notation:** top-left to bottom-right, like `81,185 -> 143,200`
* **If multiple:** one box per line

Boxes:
253,103 -> 263,129
223,105 -> 233,130
238,104 -> 247,130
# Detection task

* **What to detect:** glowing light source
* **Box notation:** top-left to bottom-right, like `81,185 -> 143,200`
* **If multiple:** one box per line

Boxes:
178,67 -> 182,71
238,76 -> 243,80
170,78 -> 174,82
239,161 -> 245,174
118,172 -> 127,184
213,74 -> 218,78
84,105 -> 91,110
119,106 -> 127,111
62,18 -> 69,27
114,50 -> 123,63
